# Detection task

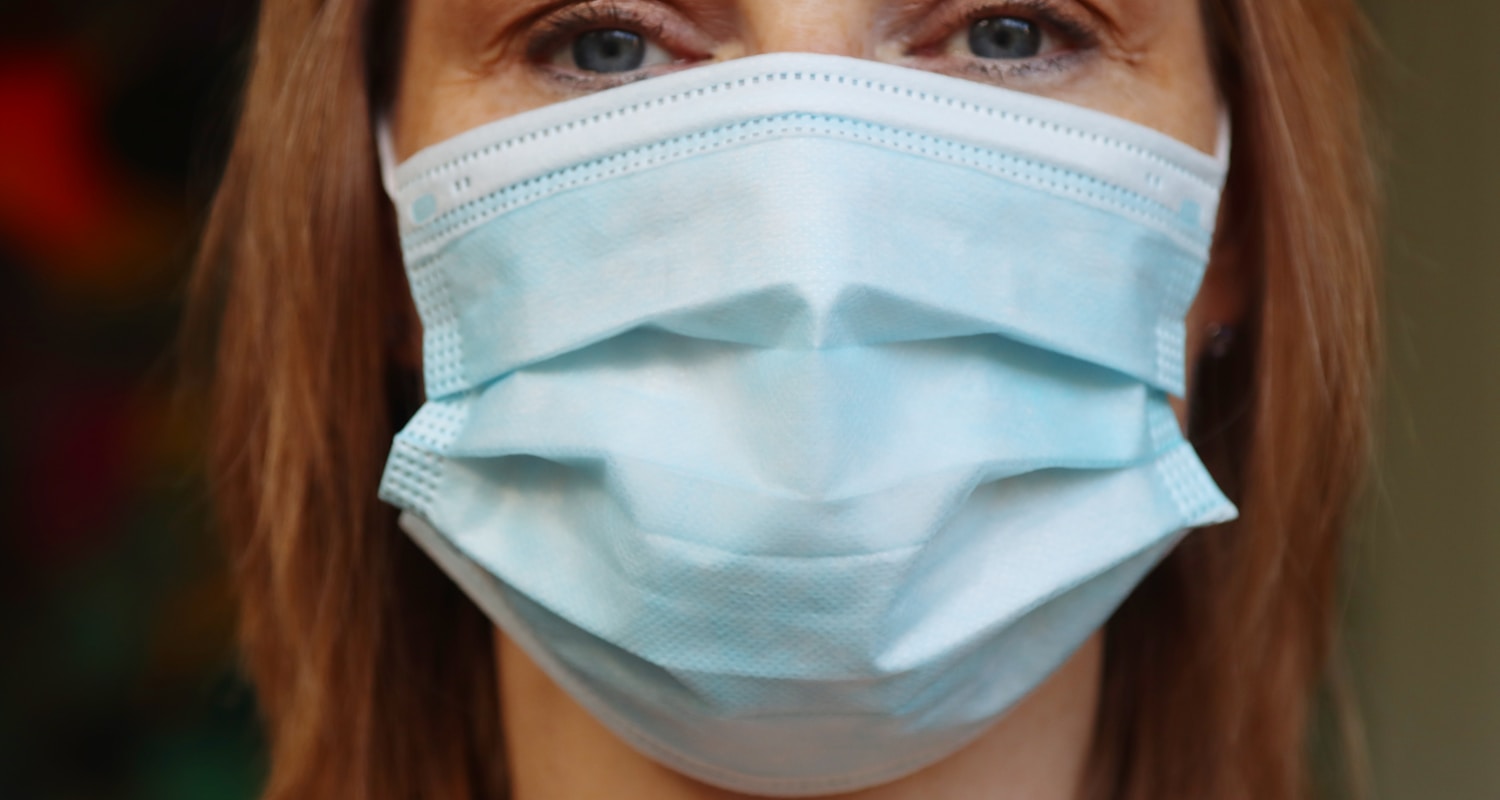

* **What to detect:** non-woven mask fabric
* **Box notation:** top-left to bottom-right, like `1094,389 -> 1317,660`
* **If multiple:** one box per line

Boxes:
377,52 -> 1237,797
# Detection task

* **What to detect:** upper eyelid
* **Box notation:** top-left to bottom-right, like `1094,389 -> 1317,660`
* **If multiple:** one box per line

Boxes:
525,3 -> 718,90
898,0 -> 1098,52
526,0 -> 719,68
527,3 -> 658,57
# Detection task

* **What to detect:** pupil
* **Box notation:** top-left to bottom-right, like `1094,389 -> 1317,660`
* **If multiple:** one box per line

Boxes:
968,17 -> 1042,60
573,29 -> 647,73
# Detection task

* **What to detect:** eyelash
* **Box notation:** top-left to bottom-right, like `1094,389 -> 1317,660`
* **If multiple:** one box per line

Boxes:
527,1 -> 687,89
526,0 -> 1097,90
907,0 -> 1098,80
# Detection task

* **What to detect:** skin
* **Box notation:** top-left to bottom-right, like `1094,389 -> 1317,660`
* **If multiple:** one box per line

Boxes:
392,0 -> 1247,796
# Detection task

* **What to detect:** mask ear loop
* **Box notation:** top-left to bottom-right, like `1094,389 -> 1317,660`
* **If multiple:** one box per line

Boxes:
1187,106 -> 1232,232
1213,106 -> 1233,172
375,118 -> 402,201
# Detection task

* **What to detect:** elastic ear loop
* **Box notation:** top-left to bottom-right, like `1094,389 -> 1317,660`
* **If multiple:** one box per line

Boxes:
376,118 -> 401,201
1213,106 -> 1232,173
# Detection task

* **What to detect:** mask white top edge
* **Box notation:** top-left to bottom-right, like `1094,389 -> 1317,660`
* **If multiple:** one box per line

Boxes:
379,52 -> 1228,233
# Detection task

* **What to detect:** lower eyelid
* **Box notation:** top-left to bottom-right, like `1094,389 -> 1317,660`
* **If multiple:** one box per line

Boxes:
533,59 -> 698,94
965,56 -> 1055,79
963,48 -> 1087,82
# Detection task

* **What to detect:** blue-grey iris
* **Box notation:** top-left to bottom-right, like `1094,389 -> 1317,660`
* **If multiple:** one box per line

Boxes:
968,17 -> 1042,59
573,29 -> 647,73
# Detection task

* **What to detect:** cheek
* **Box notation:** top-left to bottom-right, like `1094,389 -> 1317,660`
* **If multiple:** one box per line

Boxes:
393,0 -> 571,159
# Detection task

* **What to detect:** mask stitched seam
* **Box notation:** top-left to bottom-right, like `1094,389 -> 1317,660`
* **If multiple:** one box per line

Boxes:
413,121 -> 1167,245
1152,441 -> 1228,523
1153,240 -> 1195,394
398,114 -> 1209,263
378,439 -> 444,519
399,396 -> 473,450
401,114 -> 1198,252
1169,444 -> 1230,520
407,248 -> 468,396
393,67 -> 1217,196
1152,444 -> 1194,520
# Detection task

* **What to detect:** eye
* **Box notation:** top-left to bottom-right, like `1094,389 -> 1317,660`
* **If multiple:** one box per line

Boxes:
966,16 -> 1045,59
903,2 -> 1096,85
551,27 -> 673,74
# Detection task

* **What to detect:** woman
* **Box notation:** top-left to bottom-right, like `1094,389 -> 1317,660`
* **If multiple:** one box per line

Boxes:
190,0 -> 1378,796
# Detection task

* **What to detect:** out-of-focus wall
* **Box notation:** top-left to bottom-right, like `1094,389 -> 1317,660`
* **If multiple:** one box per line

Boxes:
1351,1 -> 1500,798
0,3 -> 262,799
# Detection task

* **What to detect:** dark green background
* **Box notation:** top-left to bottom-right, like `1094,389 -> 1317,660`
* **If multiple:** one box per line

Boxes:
1351,0 -> 1500,797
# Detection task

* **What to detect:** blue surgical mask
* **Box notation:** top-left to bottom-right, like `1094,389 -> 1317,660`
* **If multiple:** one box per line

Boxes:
377,52 -> 1235,797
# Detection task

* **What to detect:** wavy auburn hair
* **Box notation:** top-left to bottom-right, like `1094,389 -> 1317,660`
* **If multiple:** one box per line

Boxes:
188,0 -> 1379,796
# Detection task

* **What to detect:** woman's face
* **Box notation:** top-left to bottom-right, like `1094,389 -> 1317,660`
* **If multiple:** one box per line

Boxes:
388,2 -> 1245,791
392,0 -> 1244,399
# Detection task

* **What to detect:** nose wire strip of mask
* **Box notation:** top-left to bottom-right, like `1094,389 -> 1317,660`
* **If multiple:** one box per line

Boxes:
378,53 -> 1227,243
375,69 -> 1230,214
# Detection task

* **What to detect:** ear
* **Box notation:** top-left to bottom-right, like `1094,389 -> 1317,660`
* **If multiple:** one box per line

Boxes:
1185,182 -> 1253,378
1189,227 -> 1251,348
1174,179 -> 1254,432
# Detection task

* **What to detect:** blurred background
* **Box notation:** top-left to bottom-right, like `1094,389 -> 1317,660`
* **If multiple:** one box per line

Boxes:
0,1 -> 1494,798
0,1 -> 261,798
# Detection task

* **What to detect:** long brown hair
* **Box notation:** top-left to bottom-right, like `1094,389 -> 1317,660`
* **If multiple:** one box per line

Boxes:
188,0 -> 1379,796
